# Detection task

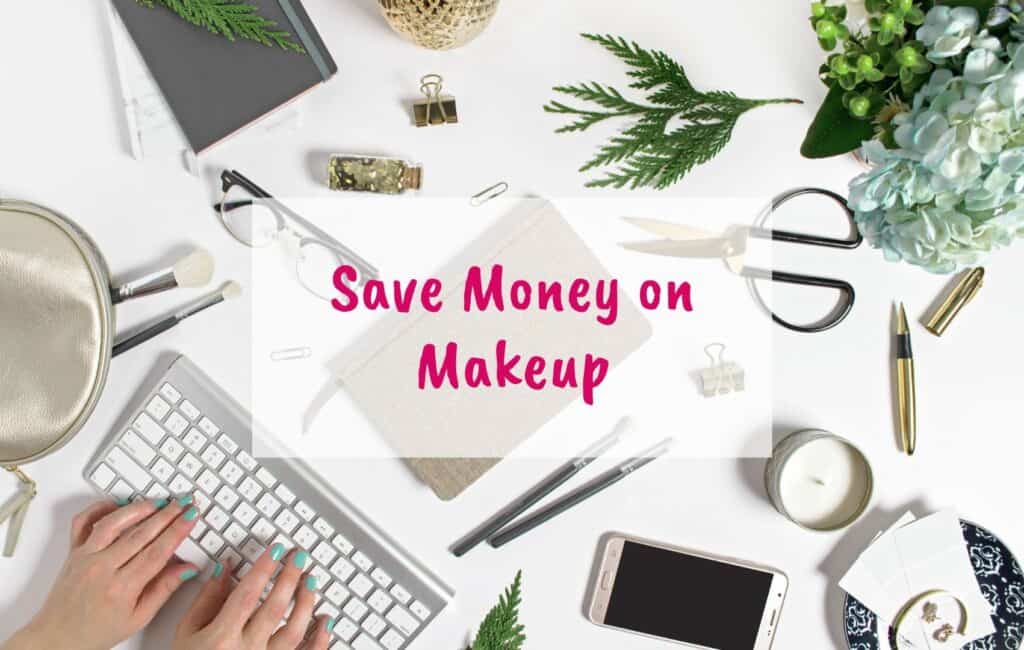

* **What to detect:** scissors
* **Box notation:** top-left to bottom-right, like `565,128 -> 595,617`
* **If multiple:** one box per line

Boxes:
620,187 -> 863,333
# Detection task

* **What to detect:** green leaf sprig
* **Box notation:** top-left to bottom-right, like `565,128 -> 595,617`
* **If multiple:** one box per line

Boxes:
468,571 -> 525,650
135,0 -> 306,53
545,34 -> 802,190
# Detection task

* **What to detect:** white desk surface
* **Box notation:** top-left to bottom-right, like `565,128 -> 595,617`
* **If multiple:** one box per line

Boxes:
2,1 -> 1023,648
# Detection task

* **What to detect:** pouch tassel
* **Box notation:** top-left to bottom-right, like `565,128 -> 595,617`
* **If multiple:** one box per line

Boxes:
1,466 -> 37,557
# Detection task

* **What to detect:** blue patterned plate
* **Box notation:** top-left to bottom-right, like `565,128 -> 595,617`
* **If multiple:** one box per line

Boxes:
844,520 -> 1024,650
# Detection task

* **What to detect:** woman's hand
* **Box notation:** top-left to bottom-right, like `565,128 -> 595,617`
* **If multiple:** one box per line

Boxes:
173,543 -> 332,650
2,496 -> 202,650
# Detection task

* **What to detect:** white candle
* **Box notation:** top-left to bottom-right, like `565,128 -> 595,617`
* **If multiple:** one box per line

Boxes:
770,432 -> 872,531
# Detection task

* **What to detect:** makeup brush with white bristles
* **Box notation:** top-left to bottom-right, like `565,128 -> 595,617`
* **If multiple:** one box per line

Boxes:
111,247 -> 214,303
112,282 -> 242,357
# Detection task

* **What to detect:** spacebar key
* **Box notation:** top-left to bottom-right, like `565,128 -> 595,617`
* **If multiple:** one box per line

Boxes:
175,537 -> 213,572
352,634 -> 383,650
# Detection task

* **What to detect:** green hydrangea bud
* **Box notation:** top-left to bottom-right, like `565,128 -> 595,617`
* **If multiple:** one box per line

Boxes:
816,19 -> 838,39
811,1 -> 826,18
857,54 -> 875,74
849,95 -> 871,117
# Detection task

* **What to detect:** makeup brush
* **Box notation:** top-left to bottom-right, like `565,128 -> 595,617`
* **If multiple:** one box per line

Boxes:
111,247 -> 214,303
112,282 -> 242,357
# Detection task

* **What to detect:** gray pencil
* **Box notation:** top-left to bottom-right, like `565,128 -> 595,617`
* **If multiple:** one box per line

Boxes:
487,437 -> 675,548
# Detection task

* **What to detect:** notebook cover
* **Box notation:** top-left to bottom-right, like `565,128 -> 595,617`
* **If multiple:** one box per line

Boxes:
110,0 -> 336,153
331,201 -> 652,500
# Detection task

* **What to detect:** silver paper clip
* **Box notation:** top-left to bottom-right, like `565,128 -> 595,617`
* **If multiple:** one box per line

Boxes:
271,347 -> 313,361
470,182 -> 509,207
699,343 -> 744,397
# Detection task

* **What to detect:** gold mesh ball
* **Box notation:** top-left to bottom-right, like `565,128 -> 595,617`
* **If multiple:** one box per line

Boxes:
378,0 -> 500,50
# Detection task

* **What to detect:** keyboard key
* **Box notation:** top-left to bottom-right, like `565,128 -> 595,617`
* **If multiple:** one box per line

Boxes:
236,562 -> 254,579
352,634 -> 383,650
371,568 -> 392,589
352,552 -> 373,573
194,491 -> 212,513
109,479 -> 133,501
165,412 -> 190,437
179,453 -> 203,479
189,520 -> 208,541
361,613 -> 386,637
176,537 -> 211,570
223,522 -> 247,547
335,617 -> 360,642
385,605 -> 420,637
197,469 -> 221,495
313,541 -> 338,566
159,383 -> 182,403
257,493 -> 281,518
183,429 -> 207,454
238,476 -> 262,501
256,467 -> 277,488
409,601 -> 431,621
274,484 -> 296,505
206,506 -> 230,532
220,460 -> 244,486
343,599 -> 368,622
350,574 -> 374,599
274,510 -> 300,534
252,518 -> 276,544
90,463 -> 116,489
389,584 -> 411,606
295,501 -> 316,521
201,445 -> 226,469
215,486 -> 239,511
331,557 -> 356,582
132,413 -> 165,445
368,589 -> 393,614
151,458 -> 175,483
333,534 -> 354,556
237,450 -> 258,471
160,438 -> 185,462
220,547 -> 242,570
271,534 -> 295,553
217,434 -> 239,454
146,484 -> 170,499
200,531 -> 224,556
380,629 -> 405,650
242,539 -> 265,563
325,582 -> 351,606
179,399 -> 200,421
106,447 -> 152,492
120,431 -> 156,466
317,602 -> 341,620
310,564 -> 331,587
168,474 -> 193,495
234,502 -> 258,527
294,525 -> 318,550
198,416 -> 220,437
146,395 -> 171,421
314,518 -> 335,539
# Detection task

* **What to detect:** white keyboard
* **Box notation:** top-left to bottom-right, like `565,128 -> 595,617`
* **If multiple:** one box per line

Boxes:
85,355 -> 452,650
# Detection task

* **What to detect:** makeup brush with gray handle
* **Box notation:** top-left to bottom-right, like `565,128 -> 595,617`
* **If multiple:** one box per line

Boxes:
111,247 -> 214,303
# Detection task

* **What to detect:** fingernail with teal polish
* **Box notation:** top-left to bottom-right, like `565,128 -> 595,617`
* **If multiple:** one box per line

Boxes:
293,550 -> 309,568
182,506 -> 199,522
154,498 -> 168,509
305,575 -> 318,591
325,617 -> 336,633
270,543 -> 286,561
213,562 -> 224,578
179,569 -> 198,582
115,497 -> 130,506
176,494 -> 193,506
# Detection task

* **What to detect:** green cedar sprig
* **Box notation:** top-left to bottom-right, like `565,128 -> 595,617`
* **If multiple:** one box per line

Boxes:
468,571 -> 525,650
545,33 -> 801,190
134,0 -> 306,53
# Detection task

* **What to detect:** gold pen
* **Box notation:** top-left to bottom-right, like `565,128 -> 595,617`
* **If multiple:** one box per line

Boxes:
895,302 -> 917,455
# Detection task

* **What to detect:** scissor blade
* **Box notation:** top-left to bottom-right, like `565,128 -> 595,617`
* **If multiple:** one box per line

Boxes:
620,238 -> 733,258
621,217 -> 716,241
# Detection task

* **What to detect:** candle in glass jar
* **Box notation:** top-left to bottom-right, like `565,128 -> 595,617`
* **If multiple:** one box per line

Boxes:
765,430 -> 873,531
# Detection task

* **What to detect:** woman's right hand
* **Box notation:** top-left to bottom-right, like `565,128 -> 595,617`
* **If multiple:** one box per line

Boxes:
172,543 -> 332,650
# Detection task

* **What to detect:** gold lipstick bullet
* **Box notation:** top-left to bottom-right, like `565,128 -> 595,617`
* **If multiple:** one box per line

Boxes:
895,303 -> 917,455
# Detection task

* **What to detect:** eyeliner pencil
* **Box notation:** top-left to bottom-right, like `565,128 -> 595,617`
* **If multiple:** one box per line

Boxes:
487,438 -> 674,549
450,418 -> 631,557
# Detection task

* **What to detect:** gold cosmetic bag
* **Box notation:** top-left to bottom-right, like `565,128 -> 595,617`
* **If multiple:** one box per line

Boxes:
0,199 -> 116,555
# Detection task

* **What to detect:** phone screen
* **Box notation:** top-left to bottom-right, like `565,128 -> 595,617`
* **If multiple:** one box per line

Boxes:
605,541 -> 774,650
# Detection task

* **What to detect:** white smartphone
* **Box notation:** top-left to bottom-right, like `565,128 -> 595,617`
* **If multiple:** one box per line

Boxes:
587,534 -> 788,650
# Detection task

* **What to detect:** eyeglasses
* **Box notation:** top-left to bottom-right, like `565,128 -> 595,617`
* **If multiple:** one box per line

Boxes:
213,170 -> 378,299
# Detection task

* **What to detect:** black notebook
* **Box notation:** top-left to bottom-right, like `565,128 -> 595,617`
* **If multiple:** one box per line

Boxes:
111,0 -> 336,153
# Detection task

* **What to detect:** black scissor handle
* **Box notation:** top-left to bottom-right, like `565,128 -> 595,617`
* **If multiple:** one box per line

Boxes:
749,187 -> 863,249
744,266 -> 856,334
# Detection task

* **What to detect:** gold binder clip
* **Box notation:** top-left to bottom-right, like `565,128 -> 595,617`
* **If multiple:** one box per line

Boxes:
414,74 -> 458,127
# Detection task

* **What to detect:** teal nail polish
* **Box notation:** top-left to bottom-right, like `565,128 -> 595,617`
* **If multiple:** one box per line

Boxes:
270,543 -> 286,561
176,494 -> 193,506
180,569 -> 198,582
115,497 -> 130,506
183,506 -> 199,522
293,551 -> 309,568
305,575 -> 318,591
154,498 -> 168,509
213,562 -> 224,578
325,617 -> 336,633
